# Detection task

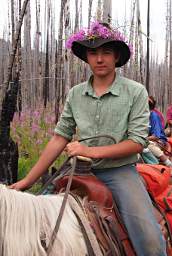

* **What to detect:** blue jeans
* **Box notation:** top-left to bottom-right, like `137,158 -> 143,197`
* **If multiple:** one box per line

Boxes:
92,164 -> 166,256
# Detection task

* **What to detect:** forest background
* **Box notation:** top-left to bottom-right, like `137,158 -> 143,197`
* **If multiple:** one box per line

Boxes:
0,0 -> 171,187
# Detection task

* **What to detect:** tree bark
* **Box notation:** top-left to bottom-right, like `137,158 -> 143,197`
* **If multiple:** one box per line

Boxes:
0,0 -> 30,184
146,0 -> 150,93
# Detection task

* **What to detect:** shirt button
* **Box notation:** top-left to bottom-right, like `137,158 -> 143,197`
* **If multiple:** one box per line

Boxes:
96,115 -> 99,119
95,131 -> 98,134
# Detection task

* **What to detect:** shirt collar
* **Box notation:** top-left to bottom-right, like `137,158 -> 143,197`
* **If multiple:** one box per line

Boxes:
82,74 -> 121,97
82,76 -> 94,96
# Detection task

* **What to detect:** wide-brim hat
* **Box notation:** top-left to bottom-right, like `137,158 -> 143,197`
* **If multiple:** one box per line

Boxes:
66,21 -> 132,67
71,38 -> 130,67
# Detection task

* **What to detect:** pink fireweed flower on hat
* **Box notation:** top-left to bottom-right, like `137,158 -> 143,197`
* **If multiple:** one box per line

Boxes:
66,20 -> 133,54
66,20 -> 133,67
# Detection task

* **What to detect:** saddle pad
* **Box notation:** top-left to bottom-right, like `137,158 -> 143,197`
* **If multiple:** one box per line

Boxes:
136,163 -> 171,197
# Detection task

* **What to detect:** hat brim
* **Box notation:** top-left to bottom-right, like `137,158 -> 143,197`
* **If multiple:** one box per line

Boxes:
71,38 -> 131,67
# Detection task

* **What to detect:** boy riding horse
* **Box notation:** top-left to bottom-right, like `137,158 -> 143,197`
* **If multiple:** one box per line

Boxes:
10,21 -> 166,255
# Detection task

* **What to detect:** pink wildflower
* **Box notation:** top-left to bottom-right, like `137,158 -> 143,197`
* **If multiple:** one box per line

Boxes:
66,20 -> 132,53
31,123 -> 40,133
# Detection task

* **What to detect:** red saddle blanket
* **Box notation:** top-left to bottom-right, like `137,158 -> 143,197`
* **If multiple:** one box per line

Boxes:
137,163 -> 172,236
136,163 -> 171,197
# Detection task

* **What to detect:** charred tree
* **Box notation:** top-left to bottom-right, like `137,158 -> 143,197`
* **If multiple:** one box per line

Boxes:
16,0 -> 22,114
146,0 -> 150,93
54,0 -> 67,122
43,26 -> 50,108
88,0 -> 93,25
0,0 -> 29,184
168,0 -> 172,103
0,78 -> 19,183
103,0 -> 112,23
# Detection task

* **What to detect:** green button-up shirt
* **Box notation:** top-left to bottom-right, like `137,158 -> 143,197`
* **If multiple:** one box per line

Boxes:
54,75 -> 149,169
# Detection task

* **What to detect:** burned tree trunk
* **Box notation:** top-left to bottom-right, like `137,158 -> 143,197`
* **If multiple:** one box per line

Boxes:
43,2 -> 50,108
168,0 -> 172,103
54,0 -> 67,122
0,79 -> 19,183
102,0 -> 112,23
43,27 -> 50,108
146,0 -> 150,93
88,0 -> 93,25
0,0 -> 30,184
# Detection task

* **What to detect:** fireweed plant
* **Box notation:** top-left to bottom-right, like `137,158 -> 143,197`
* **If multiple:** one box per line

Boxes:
66,20 -> 133,54
11,106 -> 67,182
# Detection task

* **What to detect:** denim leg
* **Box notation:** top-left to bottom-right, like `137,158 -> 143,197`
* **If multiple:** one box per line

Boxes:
93,164 -> 167,256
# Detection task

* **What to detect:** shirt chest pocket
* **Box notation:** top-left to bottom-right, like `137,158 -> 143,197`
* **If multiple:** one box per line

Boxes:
105,102 -> 130,132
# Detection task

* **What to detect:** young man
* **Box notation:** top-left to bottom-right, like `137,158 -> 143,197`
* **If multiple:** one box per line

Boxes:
11,21 -> 166,255
148,96 -> 172,167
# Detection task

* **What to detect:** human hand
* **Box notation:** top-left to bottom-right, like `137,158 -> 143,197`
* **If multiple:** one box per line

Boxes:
148,135 -> 158,142
9,178 -> 31,191
65,141 -> 90,157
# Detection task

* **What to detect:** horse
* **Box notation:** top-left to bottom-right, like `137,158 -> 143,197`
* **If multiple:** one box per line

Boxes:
0,169 -> 134,256
0,184 -> 90,256
1,157 -> 172,256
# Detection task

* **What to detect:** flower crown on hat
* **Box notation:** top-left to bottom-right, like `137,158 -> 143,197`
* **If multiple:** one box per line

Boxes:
66,20 -> 132,53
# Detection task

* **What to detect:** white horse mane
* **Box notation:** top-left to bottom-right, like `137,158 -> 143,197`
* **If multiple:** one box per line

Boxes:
0,184 -> 88,256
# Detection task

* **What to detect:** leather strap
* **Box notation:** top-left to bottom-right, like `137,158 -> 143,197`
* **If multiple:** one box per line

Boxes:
46,157 -> 77,255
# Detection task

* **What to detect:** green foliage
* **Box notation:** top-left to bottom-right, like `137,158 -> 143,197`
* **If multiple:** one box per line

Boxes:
18,157 -> 34,180
11,107 -> 67,193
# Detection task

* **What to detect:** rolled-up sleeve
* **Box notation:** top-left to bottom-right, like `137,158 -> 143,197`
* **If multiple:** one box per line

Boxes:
54,90 -> 76,141
127,86 -> 149,147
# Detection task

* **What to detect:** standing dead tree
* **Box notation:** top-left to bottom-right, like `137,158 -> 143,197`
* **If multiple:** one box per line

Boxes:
33,0 -> 42,108
102,0 -> 112,23
163,0 -> 171,113
54,0 -> 67,123
43,1 -> 50,109
146,0 -> 150,93
23,1 -> 32,108
136,0 -> 144,84
16,0 -> 22,115
88,0 -> 93,25
168,0 -> 172,104
0,0 -> 30,184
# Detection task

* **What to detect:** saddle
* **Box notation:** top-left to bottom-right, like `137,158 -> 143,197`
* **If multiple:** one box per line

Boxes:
54,158 -> 172,255
54,158 -> 135,255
